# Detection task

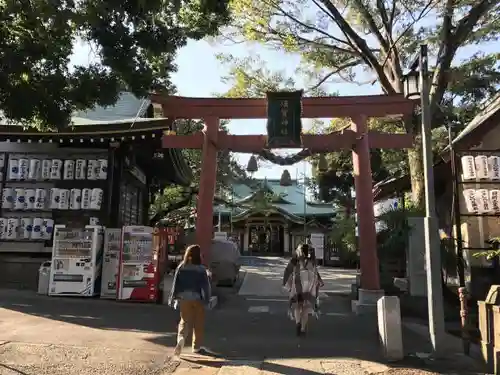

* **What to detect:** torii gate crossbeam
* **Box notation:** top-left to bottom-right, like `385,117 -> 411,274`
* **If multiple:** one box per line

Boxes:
152,93 -> 415,295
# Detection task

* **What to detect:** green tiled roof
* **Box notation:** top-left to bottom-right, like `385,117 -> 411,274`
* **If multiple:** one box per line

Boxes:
215,179 -> 335,217
73,92 -> 152,123
0,92 -> 153,126
0,92 -> 192,186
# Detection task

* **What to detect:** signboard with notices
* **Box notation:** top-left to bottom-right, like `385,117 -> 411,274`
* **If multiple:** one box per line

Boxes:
266,90 -> 303,148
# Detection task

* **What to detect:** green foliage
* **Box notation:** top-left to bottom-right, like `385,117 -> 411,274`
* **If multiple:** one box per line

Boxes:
376,205 -> 423,258
473,237 -> 500,259
0,0 -> 230,129
309,117 -> 408,204
223,0 -> 499,114
177,119 -> 248,190
217,55 -> 296,98
329,210 -> 358,265
329,211 -> 356,249
150,118 -> 248,223
218,0 -> 500,206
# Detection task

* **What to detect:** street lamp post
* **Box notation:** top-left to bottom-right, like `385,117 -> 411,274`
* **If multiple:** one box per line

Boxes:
402,44 -> 446,354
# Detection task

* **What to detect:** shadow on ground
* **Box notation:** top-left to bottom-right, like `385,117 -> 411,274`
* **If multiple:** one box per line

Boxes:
0,289 -> 487,374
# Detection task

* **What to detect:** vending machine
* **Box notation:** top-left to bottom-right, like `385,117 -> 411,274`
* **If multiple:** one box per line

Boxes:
49,225 -> 104,297
100,228 -> 122,299
117,225 -> 159,302
164,226 -> 185,272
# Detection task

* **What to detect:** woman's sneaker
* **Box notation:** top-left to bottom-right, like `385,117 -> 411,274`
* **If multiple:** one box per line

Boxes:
174,337 -> 185,357
192,347 -> 215,356
296,323 -> 302,336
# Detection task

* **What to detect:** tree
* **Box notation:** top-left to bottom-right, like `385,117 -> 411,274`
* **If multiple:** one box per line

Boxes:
218,0 -> 500,207
309,117 -> 407,209
0,0 -> 230,129
216,56 -> 409,207
150,119 -> 248,224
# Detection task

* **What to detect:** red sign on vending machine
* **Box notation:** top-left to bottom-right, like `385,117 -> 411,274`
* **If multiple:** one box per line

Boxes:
117,226 -> 159,302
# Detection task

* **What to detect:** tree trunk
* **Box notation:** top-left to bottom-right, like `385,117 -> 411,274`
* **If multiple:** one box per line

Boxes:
407,134 -> 425,208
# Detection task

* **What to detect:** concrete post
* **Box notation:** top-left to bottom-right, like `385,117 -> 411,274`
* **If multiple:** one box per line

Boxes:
283,226 -> 289,254
243,224 -> 250,253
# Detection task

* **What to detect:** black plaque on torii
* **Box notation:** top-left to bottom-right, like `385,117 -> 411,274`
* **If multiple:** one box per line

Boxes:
266,90 -> 303,148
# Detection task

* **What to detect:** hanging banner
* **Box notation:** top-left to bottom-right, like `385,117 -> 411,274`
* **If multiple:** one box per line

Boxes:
266,90 -> 303,148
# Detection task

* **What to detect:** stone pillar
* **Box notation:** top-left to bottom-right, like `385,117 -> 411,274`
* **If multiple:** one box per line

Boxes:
243,224 -> 250,253
351,115 -> 380,292
283,226 -> 289,254
195,117 -> 219,265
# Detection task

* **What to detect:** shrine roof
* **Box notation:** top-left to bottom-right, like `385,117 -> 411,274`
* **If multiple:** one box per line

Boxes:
214,178 -> 335,217
451,93 -> 500,148
0,92 -> 191,186
0,92 -> 168,141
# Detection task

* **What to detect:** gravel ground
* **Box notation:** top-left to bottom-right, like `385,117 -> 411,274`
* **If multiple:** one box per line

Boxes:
382,370 -> 440,375
0,342 -> 180,375
171,356 -> 484,375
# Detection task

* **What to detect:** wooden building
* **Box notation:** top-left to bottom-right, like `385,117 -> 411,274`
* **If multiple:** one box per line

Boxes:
213,178 -> 336,256
372,94 -> 500,300
0,92 -> 191,290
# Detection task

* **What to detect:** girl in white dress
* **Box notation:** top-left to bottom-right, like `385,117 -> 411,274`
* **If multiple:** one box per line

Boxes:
283,243 -> 324,336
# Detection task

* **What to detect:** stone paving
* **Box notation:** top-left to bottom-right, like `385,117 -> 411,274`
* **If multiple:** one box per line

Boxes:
238,256 -> 357,298
0,257 -> 489,375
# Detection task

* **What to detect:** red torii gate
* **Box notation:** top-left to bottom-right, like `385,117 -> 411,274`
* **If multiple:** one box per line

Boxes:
152,93 -> 415,293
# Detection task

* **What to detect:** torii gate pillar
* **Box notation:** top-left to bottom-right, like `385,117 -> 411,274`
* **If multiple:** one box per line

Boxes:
156,93 -> 415,301
351,115 -> 383,306
195,117 -> 219,265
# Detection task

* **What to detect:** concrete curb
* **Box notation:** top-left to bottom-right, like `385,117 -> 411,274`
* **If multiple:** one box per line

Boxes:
238,270 -> 248,286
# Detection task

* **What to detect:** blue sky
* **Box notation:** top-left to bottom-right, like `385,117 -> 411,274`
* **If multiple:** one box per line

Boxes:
70,35 -> 499,181
170,40 -> 381,180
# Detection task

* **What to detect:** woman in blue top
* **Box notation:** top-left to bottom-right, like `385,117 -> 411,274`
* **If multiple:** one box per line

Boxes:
169,244 -> 211,356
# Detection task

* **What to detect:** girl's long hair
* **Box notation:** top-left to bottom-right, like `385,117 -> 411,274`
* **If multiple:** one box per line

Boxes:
295,243 -> 309,259
295,243 -> 316,267
183,244 -> 202,265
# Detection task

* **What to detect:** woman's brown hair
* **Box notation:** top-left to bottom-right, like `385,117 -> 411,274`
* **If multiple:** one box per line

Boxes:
183,244 -> 202,265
